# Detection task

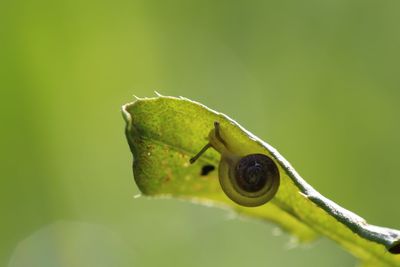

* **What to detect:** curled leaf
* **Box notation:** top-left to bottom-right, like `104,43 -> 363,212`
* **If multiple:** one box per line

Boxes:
122,95 -> 400,266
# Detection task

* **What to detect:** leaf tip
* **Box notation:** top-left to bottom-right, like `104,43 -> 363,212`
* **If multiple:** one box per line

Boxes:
121,102 -> 133,128
388,242 -> 400,254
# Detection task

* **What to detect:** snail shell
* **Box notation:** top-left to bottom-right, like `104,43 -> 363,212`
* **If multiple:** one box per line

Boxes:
219,153 -> 280,207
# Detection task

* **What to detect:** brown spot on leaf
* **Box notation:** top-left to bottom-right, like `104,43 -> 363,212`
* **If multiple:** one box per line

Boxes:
389,243 -> 400,254
201,165 -> 215,176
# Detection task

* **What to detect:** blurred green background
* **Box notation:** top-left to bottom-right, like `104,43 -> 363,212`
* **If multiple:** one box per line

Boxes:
1,0 -> 400,266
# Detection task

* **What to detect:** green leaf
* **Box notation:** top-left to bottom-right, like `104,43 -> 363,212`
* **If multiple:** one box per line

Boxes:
122,95 -> 400,266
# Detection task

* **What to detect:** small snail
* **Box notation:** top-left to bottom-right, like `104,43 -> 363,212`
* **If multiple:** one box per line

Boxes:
190,122 -> 280,207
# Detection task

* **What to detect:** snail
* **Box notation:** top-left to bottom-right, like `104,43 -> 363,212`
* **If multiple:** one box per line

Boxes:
190,122 -> 280,207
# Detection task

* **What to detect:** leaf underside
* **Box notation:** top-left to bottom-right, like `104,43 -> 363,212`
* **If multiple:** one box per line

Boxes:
122,95 -> 400,267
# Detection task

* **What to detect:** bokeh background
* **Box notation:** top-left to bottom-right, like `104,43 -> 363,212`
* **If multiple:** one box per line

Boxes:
1,0 -> 400,266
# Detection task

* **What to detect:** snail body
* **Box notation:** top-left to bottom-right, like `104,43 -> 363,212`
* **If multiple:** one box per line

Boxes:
190,122 -> 280,207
